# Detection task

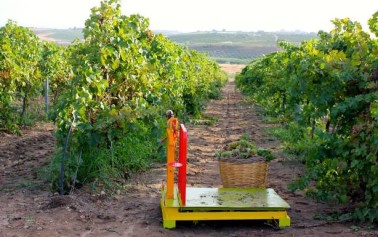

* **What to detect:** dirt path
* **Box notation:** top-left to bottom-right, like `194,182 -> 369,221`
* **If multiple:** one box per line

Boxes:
1,65 -> 376,237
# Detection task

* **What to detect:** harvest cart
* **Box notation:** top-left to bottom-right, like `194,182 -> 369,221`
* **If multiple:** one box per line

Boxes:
160,124 -> 291,229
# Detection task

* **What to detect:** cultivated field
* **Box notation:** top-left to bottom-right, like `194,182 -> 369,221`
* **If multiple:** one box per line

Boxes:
1,65 -> 376,237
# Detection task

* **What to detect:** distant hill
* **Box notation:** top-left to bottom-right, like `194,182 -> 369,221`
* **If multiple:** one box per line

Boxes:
31,28 -> 84,45
31,28 -> 318,64
168,31 -> 318,64
30,28 -> 180,44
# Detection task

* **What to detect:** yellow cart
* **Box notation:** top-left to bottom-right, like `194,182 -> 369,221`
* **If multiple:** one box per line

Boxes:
160,124 -> 290,229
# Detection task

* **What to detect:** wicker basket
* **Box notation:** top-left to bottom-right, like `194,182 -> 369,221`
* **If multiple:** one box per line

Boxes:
219,158 -> 268,188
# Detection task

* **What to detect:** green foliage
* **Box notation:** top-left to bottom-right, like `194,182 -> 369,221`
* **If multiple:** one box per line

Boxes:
236,14 -> 378,222
0,20 -> 43,132
40,41 -> 73,104
369,12 -> 378,37
47,0 -> 227,193
0,0 -> 227,193
48,120 -> 162,193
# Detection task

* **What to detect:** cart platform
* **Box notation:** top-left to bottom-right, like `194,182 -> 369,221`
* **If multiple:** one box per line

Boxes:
161,187 -> 290,228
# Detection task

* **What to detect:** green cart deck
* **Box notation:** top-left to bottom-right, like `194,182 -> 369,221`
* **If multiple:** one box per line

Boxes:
168,187 -> 290,211
161,187 -> 291,228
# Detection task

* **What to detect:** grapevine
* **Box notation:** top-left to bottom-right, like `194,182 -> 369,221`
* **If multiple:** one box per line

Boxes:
236,16 -> 378,221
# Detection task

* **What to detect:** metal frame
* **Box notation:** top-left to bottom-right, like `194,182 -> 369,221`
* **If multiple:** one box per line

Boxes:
160,124 -> 291,229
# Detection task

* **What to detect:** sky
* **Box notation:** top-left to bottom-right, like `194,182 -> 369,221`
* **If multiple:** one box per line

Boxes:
0,0 -> 376,33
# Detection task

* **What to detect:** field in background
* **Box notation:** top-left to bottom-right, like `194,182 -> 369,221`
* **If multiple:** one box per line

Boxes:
31,28 -> 318,64
31,28 -> 83,45
169,31 -> 317,64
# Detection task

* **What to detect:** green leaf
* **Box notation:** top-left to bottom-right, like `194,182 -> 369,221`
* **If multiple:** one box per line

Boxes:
120,49 -> 128,61
111,59 -> 120,70
350,159 -> 359,168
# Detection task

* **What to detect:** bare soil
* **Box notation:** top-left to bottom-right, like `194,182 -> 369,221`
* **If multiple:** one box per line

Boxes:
1,64 -> 377,237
